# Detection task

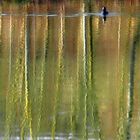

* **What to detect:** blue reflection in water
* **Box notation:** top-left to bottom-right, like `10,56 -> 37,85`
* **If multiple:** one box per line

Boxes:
0,12 -> 120,17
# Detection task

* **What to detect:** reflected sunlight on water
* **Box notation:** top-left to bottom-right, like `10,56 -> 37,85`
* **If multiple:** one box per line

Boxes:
0,0 -> 140,140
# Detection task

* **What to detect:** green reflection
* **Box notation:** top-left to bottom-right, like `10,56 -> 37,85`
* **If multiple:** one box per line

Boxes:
0,1 -> 140,140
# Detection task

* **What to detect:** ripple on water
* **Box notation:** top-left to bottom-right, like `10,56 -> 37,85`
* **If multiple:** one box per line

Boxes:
0,12 -> 121,17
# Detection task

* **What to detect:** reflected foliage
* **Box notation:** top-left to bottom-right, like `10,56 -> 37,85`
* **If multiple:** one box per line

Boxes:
0,1 -> 140,140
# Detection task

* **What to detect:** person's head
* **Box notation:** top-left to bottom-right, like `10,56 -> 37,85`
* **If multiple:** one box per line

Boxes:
102,7 -> 107,11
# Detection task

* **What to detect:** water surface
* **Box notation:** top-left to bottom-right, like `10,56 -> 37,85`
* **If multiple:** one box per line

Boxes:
0,1 -> 140,140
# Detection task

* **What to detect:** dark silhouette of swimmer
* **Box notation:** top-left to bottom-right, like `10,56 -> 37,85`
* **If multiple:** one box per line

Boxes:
101,7 -> 109,16
101,7 -> 109,22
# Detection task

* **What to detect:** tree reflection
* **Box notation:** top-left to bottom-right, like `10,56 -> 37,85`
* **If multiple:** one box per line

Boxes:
0,1 -> 140,140
126,20 -> 140,140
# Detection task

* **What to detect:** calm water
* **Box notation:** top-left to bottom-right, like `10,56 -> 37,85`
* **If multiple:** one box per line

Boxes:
0,1 -> 140,140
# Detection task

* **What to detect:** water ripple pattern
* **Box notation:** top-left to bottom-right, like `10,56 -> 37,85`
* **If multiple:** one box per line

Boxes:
0,12 -> 120,17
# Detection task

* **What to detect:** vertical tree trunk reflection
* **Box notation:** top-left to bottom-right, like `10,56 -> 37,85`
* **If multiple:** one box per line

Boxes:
126,22 -> 140,140
85,1 -> 102,139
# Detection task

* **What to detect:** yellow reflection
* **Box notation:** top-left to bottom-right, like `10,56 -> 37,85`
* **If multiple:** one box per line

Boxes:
4,15 -> 28,140
20,16 -> 33,140
36,16 -> 48,136
52,7 -> 65,139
